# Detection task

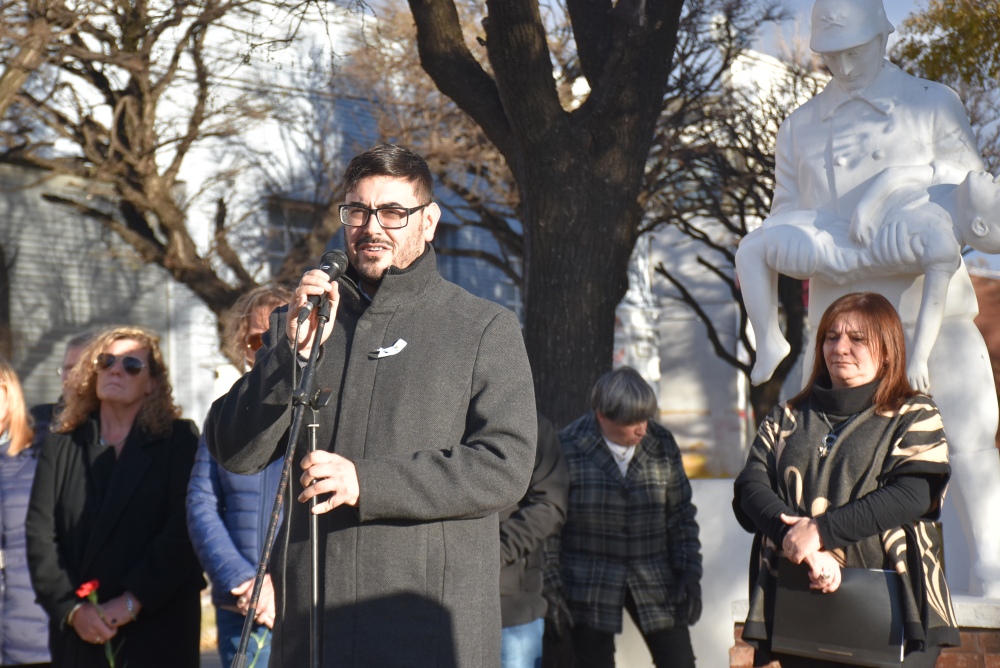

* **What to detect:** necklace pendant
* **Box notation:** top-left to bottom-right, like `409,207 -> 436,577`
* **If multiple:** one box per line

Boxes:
818,433 -> 836,458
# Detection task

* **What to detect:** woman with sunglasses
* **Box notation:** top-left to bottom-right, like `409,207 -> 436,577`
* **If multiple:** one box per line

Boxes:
186,284 -> 292,668
26,326 -> 203,667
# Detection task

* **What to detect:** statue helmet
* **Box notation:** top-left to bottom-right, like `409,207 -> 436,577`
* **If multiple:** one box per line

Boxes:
809,0 -> 895,53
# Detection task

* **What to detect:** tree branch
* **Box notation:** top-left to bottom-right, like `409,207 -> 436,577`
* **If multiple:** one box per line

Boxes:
406,0 -> 514,157
654,260 -> 748,374
482,0 -> 566,150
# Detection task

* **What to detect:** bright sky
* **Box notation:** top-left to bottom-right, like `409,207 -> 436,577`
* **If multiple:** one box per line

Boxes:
756,0 -> 922,58
783,0 -> 918,26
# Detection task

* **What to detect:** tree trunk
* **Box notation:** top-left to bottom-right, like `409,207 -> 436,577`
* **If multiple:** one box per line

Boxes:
406,0 -> 684,427
521,171 -> 637,427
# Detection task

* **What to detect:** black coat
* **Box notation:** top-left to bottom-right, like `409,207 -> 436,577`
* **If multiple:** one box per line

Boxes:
26,416 -> 204,668
499,414 -> 568,627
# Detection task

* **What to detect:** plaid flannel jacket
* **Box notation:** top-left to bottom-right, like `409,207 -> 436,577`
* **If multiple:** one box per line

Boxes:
553,412 -> 701,634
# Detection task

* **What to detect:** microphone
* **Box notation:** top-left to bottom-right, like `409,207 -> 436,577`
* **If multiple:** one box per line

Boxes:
296,249 -> 349,323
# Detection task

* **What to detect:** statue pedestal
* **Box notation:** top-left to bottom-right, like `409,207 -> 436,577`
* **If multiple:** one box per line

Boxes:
950,596 -> 1000,629
936,597 -> 1000,665
729,598 -> 1000,666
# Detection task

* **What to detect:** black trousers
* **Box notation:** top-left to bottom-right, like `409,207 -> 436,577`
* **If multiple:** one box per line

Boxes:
570,591 -> 695,668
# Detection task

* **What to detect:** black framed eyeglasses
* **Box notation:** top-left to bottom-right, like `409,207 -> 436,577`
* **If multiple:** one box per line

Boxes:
95,353 -> 147,376
338,203 -> 429,229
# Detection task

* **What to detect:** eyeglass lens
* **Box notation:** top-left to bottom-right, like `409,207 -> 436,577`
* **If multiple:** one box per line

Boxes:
246,333 -> 264,352
96,353 -> 146,376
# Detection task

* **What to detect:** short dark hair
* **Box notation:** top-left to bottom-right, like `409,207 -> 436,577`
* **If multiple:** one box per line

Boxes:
791,291 -> 917,412
590,366 -> 658,424
343,144 -> 434,203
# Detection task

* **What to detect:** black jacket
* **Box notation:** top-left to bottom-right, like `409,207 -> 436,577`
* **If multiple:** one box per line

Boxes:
26,417 -> 204,667
499,414 -> 568,627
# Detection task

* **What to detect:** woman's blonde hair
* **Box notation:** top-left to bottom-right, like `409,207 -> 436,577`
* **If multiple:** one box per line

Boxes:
56,326 -> 180,437
222,285 -> 294,367
0,357 -> 34,456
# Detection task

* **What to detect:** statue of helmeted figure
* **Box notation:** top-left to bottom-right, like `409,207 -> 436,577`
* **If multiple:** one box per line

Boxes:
736,0 -> 1000,597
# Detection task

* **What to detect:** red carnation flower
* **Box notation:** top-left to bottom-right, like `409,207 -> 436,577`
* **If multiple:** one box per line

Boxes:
76,579 -> 99,599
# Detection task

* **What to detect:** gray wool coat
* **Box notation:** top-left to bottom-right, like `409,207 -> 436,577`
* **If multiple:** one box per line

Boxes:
208,246 -> 537,667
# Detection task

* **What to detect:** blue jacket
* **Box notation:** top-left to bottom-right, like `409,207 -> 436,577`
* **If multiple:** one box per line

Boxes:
0,431 -> 51,665
186,432 -> 282,608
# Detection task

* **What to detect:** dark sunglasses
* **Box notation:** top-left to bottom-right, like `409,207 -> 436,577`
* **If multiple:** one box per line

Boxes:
95,353 -> 147,376
246,333 -> 264,353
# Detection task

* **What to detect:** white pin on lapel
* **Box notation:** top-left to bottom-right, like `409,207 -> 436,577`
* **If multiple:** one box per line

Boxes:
374,339 -> 407,358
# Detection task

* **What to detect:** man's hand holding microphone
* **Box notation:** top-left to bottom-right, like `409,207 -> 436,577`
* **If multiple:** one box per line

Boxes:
285,249 -> 360,513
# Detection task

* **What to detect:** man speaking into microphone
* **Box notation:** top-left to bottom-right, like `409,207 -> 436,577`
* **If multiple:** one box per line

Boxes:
208,144 -> 537,667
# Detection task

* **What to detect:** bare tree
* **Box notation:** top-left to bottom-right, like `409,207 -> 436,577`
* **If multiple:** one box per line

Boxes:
337,0 -> 783,424
0,0 -> 347,324
0,0 -> 89,118
213,42 -> 363,288
386,0 -> 689,425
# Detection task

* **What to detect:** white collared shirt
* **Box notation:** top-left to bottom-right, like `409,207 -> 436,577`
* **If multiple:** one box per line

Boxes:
603,437 -> 636,476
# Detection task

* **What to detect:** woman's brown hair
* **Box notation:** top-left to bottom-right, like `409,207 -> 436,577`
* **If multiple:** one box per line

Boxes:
56,326 -> 181,437
0,357 -> 34,456
789,292 -> 917,413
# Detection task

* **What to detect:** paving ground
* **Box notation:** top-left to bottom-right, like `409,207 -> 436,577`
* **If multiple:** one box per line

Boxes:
200,588 -> 223,668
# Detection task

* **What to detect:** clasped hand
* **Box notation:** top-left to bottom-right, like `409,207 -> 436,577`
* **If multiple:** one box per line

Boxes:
781,513 -> 841,593
71,593 -> 141,644
299,450 -> 359,513
232,574 -> 276,629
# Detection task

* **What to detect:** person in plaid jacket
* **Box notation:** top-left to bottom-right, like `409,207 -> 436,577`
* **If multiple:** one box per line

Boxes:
552,366 -> 701,668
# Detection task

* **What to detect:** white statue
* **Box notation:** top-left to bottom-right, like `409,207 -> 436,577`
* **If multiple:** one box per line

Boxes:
740,163 -> 1000,391
736,0 -> 1000,598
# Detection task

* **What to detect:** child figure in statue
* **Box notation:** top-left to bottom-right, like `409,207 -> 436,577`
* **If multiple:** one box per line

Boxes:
737,163 -> 1000,392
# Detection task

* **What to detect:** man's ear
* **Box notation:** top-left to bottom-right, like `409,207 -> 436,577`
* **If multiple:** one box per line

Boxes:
422,202 -> 440,242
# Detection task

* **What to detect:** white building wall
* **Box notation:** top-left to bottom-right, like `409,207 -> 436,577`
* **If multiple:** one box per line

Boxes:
0,163 -> 228,422
616,223 -> 754,478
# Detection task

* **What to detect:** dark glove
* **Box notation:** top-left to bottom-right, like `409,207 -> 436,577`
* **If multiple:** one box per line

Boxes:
545,590 -> 573,638
672,577 -> 702,626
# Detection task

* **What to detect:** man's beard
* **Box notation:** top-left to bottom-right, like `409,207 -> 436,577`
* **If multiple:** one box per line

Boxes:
356,262 -> 389,288
352,234 -> 393,287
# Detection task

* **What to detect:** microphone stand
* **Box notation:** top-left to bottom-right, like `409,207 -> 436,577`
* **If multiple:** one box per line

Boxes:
231,300 -> 334,668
